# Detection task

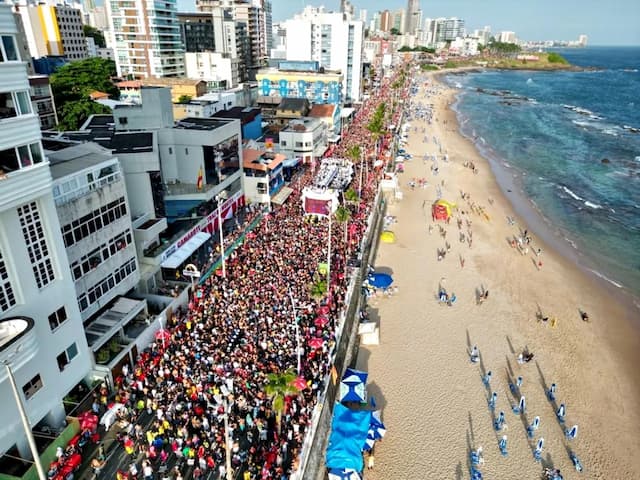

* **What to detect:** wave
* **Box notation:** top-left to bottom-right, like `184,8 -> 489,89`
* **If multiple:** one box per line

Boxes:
584,201 -> 603,209
561,186 -> 584,201
587,268 -> 624,288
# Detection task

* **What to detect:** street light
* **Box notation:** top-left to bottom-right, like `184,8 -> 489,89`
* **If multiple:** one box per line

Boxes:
216,193 -> 227,278
3,353 -> 47,480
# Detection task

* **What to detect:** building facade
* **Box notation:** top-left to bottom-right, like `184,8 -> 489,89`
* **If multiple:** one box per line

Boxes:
184,51 -> 240,89
107,0 -> 185,78
0,4 -> 91,459
283,6 -> 364,102
28,75 -> 58,129
178,12 -> 215,52
405,0 -> 419,35
278,117 -> 328,164
16,3 -> 88,61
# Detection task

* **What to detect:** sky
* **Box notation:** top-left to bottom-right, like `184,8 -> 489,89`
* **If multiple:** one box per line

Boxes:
177,0 -> 640,46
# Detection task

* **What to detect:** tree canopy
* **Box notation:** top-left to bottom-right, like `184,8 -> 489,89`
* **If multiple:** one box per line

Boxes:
83,25 -> 106,48
390,28 -> 400,35
547,52 -> 568,64
486,41 -> 521,56
50,57 -> 118,130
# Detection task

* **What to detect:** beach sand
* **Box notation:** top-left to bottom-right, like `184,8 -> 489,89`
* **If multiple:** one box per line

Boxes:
357,74 -> 640,479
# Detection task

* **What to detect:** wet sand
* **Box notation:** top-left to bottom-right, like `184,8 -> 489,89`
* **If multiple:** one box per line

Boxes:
357,74 -> 640,479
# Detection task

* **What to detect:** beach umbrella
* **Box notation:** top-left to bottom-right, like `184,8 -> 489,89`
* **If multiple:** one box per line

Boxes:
570,452 -> 583,472
516,376 -> 523,388
328,468 -> 361,480
518,395 -> 526,414
527,416 -> 541,438
339,368 -> 368,403
155,329 -> 171,341
565,425 -> 578,440
494,411 -> 505,431
499,435 -> 508,457
314,316 -> 329,328
556,403 -> 566,423
317,305 -> 330,315
547,383 -> 557,401
308,337 -> 324,349
367,272 -> 393,289
488,392 -> 497,410
482,371 -> 492,387
470,447 -> 484,467
534,438 -> 544,462
470,467 -> 483,480
380,231 -> 396,243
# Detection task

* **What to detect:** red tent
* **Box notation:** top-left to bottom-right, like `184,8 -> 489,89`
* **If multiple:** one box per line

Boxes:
432,203 -> 450,221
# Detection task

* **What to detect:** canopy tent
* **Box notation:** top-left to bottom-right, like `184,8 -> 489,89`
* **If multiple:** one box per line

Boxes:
339,368 -> 368,403
328,469 -> 361,480
325,403 -> 372,472
431,199 -> 456,221
161,232 -> 211,269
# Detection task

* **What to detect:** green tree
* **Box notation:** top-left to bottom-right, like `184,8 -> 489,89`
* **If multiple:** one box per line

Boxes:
547,52 -> 568,64
398,46 -> 412,52
344,188 -> 359,203
390,28 -> 400,35
51,58 -> 118,130
334,205 -> 351,249
83,25 -> 106,48
265,369 -> 299,431
178,94 -> 192,103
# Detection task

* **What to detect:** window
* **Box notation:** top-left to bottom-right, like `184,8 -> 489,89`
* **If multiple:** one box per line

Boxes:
57,343 -> 78,371
18,202 -> 56,288
48,306 -> 68,331
256,182 -> 267,194
0,247 -> 16,313
61,197 -> 127,247
22,374 -> 43,400
168,147 -> 173,155
185,147 -> 189,155
15,91 -> 31,115
280,141 -> 287,147
0,35 -> 19,62
118,116 -> 128,125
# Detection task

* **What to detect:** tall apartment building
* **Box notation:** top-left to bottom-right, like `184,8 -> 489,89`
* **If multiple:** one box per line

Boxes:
499,31 -> 516,44
441,17 -> 465,42
405,0 -> 419,35
283,6 -> 364,102
29,75 -> 58,129
380,10 -> 391,32
16,2 -> 88,61
107,0 -> 184,78
0,4 -> 91,458
196,0 -> 272,80
178,12 -> 215,52
392,8 -> 405,34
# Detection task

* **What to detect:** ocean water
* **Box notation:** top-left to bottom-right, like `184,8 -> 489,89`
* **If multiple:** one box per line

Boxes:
446,47 -> 640,297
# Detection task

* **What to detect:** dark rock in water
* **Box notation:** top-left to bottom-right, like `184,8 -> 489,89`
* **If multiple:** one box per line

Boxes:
601,158 -> 610,164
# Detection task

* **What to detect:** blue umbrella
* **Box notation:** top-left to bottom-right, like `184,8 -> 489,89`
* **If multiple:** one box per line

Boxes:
499,435 -> 508,457
556,403 -> 566,423
534,438 -> 544,462
527,416 -> 540,438
494,411 -> 505,431
565,424 -> 578,440
339,368 -> 368,403
488,392 -> 498,410
367,272 -> 393,289
482,371 -> 492,387
570,452 -> 583,472
547,383 -> 557,401
328,468 -> 361,480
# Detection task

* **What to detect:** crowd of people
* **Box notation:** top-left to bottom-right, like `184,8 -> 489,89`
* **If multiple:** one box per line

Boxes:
102,67 -> 411,480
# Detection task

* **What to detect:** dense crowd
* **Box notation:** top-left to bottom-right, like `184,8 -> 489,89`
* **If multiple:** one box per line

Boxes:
105,66 -> 410,480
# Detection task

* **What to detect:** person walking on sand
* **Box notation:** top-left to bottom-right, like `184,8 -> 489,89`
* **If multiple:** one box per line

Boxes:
368,450 -> 375,470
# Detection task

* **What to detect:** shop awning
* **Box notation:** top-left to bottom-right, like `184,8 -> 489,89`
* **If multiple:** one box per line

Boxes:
161,231 -> 211,269
271,186 -> 294,206
282,157 -> 301,168
340,107 -> 355,118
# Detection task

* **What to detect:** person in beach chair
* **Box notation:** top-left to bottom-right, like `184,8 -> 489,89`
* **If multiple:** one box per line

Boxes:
517,349 -> 534,364
580,310 -> 589,322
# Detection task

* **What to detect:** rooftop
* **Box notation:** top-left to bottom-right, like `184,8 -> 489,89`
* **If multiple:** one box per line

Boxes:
141,77 -> 206,87
243,148 -> 285,171
214,106 -> 261,123
309,104 -> 337,118
281,117 -> 323,132
277,97 -> 310,113
174,117 -> 233,131
47,143 -> 117,179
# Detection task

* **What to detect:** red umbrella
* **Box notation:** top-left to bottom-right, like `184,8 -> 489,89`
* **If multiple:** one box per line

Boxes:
314,316 -> 329,328
317,305 -> 329,315
292,376 -> 308,391
308,337 -> 324,349
155,329 -> 171,341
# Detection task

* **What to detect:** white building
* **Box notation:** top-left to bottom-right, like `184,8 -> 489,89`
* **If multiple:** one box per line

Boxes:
450,37 -> 479,56
283,6 -> 364,102
499,31 -> 517,44
0,4 -> 91,458
279,117 -> 328,164
185,91 -> 236,118
184,52 -> 241,89
472,26 -> 492,46
107,0 -> 185,78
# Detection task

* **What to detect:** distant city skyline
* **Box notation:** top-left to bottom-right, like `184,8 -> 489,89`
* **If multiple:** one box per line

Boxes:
175,0 -> 640,46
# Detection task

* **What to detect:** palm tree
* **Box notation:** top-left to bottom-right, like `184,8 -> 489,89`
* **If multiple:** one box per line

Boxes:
346,144 -> 361,164
264,369 -> 299,432
334,205 -> 351,251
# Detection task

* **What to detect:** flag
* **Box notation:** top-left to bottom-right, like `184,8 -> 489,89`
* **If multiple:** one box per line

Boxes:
265,137 -> 274,150
196,166 -> 204,190
318,262 -> 329,275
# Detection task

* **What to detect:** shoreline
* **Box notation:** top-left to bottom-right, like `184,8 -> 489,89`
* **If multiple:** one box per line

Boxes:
441,71 -> 640,315
358,73 -> 640,478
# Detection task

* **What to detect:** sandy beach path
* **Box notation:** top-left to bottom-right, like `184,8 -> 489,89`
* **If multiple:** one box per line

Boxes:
357,74 -> 640,480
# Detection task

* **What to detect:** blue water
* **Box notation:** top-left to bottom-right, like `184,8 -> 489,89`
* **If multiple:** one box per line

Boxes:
447,47 -> 640,297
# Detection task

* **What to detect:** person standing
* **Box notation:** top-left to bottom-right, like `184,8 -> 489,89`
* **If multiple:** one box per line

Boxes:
368,450 -> 375,470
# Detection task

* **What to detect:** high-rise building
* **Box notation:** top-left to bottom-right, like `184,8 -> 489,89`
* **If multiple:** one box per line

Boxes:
473,26 -> 491,46
196,0 -> 272,80
359,9 -> 367,24
499,31 -> 516,44
578,34 -> 588,46
380,10 -> 391,32
442,17 -> 465,41
178,13 -> 216,53
16,2 -> 88,61
107,0 -> 184,78
392,9 -> 405,34
340,0 -> 355,18
283,6 -> 364,102
0,3 -> 92,459
405,0 -> 419,35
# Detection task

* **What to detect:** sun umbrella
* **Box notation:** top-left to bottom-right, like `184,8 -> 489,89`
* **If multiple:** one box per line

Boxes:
534,438 -> 544,461
308,337 -> 324,349
314,316 -> 329,328
565,425 -> 578,440
488,391 -> 497,410
155,329 -> 171,341
380,231 -> 396,243
367,272 -> 393,289
556,403 -> 566,423
317,305 -> 330,315
339,368 -> 368,403
527,416 -> 540,438
499,435 -> 508,457
328,469 -> 361,480
292,376 -> 308,391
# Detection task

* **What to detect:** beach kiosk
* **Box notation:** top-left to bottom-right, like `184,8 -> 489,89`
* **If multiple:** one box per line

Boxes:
432,199 -> 456,221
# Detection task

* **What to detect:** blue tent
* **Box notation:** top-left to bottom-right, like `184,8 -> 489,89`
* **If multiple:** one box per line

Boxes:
326,403 -> 372,471
367,272 -> 393,289
339,368 -> 368,403
328,469 -> 361,480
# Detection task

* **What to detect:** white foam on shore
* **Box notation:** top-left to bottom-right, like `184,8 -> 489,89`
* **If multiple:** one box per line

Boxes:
585,201 -> 603,209
588,268 -> 624,288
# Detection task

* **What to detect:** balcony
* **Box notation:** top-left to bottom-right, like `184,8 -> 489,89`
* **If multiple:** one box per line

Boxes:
132,214 -> 168,251
0,317 -> 39,382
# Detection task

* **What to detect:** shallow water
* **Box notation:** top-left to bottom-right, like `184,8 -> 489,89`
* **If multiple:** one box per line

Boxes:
446,47 -> 640,296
